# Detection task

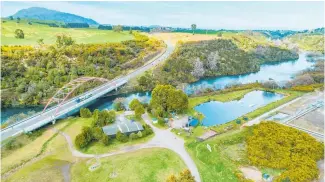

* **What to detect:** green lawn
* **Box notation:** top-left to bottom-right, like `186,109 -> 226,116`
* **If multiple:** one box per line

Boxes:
71,148 -> 186,182
186,129 -> 248,182
1,19 -> 133,45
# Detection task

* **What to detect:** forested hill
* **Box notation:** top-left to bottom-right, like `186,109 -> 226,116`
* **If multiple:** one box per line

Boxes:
10,7 -> 98,25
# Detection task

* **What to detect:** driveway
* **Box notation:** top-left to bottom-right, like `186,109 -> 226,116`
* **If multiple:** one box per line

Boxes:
53,113 -> 201,182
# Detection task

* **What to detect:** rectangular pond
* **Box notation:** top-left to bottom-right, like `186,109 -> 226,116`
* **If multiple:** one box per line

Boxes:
194,90 -> 284,126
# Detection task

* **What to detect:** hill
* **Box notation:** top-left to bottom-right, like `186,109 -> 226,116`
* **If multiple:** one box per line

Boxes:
10,7 -> 98,25
1,19 -> 133,45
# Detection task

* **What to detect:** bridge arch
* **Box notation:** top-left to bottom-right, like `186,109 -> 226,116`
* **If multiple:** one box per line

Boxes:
43,77 -> 109,115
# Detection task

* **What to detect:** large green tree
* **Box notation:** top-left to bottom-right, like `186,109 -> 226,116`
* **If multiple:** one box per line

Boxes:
150,85 -> 188,117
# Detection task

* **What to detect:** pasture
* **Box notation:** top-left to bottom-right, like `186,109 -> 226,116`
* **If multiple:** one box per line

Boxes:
1,19 -> 133,45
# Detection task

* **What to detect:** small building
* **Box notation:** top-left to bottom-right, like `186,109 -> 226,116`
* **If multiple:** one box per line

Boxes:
102,121 -> 144,136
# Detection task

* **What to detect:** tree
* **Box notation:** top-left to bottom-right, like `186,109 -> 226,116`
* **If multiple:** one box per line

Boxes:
16,17 -> 21,23
97,110 -> 115,126
150,85 -> 188,116
91,127 -> 104,141
75,133 -> 88,148
129,99 -> 141,110
191,24 -> 197,35
113,98 -> 125,111
135,105 -> 145,118
191,58 -> 205,78
92,109 -> 99,127
80,108 -> 92,118
56,34 -> 74,48
262,80 -> 279,89
207,51 -> 219,71
113,25 -> 123,33
137,71 -> 155,91
9,16 -> 13,20
14,29 -> 24,39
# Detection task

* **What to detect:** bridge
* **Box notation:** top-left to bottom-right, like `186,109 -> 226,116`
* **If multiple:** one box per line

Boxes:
1,43 -> 174,141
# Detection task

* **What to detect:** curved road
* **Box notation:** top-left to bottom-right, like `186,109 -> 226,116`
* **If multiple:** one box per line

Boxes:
52,113 -> 201,182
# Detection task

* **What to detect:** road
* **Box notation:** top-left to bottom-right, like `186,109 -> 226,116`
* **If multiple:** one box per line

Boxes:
243,96 -> 324,139
1,42 -> 175,142
52,113 -> 201,182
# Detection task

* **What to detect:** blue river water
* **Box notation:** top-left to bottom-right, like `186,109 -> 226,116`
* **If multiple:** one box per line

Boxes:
0,53 -> 317,123
194,90 -> 283,126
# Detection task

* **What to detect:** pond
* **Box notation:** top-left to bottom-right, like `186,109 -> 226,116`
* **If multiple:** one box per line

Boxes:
194,90 -> 284,126
0,53 -> 318,123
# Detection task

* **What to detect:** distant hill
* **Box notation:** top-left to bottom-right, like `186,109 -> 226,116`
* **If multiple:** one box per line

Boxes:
10,7 -> 98,25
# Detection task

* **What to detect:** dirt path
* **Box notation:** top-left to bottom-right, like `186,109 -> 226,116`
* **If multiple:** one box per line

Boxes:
239,166 -> 263,182
52,113 -> 201,182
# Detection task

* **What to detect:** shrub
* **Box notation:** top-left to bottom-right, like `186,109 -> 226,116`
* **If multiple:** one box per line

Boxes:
80,108 -> 92,118
4,138 -> 22,150
14,29 -> 24,39
129,133 -> 138,141
137,131 -> 143,138
166,169 -> 195,182
116,131 -> 128,143
236,119 -> 241,124
158,118 -> 165,126
101,135 -> 110,146
246,122 -> 324,182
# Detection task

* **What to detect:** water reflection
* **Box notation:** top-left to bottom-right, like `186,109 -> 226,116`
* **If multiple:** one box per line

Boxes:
194,91 -> 283,126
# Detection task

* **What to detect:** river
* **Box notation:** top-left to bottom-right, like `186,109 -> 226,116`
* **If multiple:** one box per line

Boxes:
0,53 -> 318,123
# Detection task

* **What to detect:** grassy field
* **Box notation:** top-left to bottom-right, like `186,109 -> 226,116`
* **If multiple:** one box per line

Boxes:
71,148 -> 186,182
4,146 -> 74,182
1,19 -> 133,45
186,129 -> 248,182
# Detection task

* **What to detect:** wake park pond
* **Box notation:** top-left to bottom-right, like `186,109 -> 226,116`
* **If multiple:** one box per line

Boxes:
0,53 -> 317,123
194,90 -> 283,126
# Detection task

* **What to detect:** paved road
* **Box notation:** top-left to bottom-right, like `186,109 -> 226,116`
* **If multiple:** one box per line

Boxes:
1,42 -> 175,142
53,113 -> 201,182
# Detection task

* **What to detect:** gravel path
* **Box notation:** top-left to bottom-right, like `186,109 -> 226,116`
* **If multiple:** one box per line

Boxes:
52,113 -> 201,182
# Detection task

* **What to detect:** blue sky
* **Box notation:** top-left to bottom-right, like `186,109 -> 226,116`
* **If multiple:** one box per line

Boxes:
1,1 -> 324,30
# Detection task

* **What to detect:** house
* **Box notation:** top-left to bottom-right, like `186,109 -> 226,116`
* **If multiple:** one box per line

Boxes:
102,121 -> 144,136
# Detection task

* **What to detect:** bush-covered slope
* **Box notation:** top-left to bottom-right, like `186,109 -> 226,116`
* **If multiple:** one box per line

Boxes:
153,38 -> 298,86
1,33 -> 163,107
247,122 -> 324,182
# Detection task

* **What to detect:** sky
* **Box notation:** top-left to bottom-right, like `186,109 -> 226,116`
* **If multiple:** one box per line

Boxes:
1,1 -> 324,30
